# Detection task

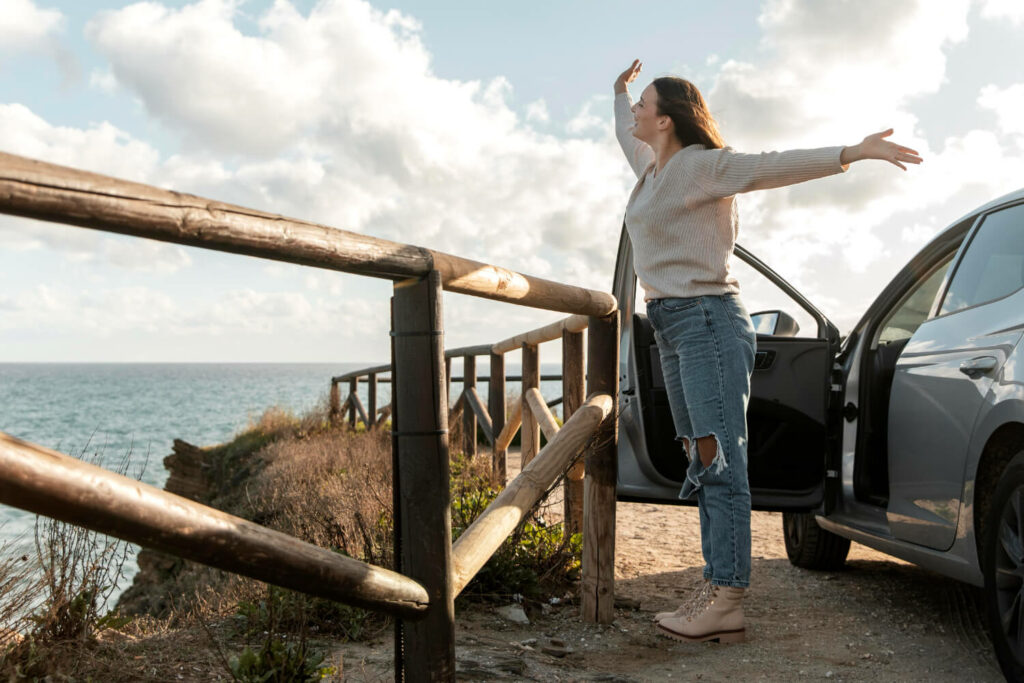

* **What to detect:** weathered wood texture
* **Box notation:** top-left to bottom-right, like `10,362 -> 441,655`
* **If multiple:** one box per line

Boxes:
488,351 -> 506,484
391,272 -> 455,681
525,388 -> 560,442
520,343 -> 540,469
0,432 -> 428,618
462,356 -> 477,458
367,373 -> 378,428
0,153 -> 615,317
348,379 -> 359,429
329,381 -> 341,423
491,314 -> 589,355
333,364 -> 391,383
562,329 -> 586,538
493,397 -> 522,455
350,392 -> 369,427
464,387 -> 493,445
582,313 -> 619,625
450,393 -> 613,597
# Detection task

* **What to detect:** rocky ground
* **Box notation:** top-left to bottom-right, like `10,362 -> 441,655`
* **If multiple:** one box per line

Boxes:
327,457 -> 1004,682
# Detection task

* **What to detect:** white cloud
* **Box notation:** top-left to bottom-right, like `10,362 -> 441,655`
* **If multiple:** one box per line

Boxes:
525,99 -> 550,124
84,0 -> 633,292
0,0 -> 63,51
978,0 -> 1024,25
978,83 -> 1024,137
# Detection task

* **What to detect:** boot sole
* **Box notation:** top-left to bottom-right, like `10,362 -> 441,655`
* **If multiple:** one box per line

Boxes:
656,624 -> 746,644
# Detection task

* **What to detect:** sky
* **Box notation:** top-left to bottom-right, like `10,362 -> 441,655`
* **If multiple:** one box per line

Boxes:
1,0 -> 1023,363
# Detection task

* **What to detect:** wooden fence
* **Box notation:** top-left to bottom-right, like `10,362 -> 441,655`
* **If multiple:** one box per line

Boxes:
0,151 -> 619,682
331,315 -> 591,539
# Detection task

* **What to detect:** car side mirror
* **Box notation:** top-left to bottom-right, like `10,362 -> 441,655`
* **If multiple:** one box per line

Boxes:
750,310 -> 800,337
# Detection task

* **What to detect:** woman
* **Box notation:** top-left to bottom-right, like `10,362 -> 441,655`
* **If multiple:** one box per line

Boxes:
612,59 -> 921,644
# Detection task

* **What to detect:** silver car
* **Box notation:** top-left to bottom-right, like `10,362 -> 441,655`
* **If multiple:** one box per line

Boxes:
613,189 -> 1024,679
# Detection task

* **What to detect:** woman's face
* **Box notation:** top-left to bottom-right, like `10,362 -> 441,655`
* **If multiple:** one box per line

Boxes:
632,83 -> 665,144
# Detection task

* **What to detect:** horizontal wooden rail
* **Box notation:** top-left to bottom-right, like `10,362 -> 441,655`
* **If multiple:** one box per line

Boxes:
444,345 -> 494,359
0,153 -> 616,317
333,364 -> 392,383
450,393 -> 613,596
0,431 -> 429,619
491,315 -> 589,355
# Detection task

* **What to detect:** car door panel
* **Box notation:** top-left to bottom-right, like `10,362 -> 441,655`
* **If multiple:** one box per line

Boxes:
631,313 -> 829,509
888,304 -> 1023,549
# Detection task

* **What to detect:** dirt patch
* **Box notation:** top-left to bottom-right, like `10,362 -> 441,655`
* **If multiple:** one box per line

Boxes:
328,453 -> 1003,681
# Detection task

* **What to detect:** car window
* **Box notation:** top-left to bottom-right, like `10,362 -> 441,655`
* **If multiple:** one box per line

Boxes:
877,256 -> 952,344
939,204 -> 1024,316
630,253 -> 819,337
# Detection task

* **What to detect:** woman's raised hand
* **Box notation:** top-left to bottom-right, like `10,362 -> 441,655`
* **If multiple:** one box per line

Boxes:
841,129 -> 923,171
614,59 -> 642,95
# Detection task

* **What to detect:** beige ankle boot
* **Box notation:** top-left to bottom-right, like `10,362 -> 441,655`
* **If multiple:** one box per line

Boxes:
657,585 -> 745,643
652,579 -> 711,622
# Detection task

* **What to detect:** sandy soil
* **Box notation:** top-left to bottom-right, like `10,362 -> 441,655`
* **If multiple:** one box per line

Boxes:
328,452 -> 1005,682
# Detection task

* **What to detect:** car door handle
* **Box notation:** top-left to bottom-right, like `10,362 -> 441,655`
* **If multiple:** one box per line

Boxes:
959,356 -> 998,379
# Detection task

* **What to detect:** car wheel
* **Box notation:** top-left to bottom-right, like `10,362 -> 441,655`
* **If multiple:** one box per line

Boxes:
782,511 -> 850,570
981,449 -> 1024,681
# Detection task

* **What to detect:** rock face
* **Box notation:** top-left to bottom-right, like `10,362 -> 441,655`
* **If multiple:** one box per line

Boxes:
116,439 -> 214,616
162,439 -> 215,502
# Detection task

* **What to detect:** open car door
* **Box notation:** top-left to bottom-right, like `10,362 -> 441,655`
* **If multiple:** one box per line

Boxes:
614,229 -> 840,511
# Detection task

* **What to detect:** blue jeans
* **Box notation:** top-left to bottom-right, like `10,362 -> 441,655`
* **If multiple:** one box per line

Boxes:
646,294 -> 756,588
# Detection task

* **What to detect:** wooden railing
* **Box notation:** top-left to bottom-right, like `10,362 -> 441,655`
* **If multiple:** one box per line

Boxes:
332,314 -> 591,538
0,151 -> 619,682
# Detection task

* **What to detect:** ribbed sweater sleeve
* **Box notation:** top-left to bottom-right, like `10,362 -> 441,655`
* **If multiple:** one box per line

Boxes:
614,92 -> 654,178
689,146 -> 848,198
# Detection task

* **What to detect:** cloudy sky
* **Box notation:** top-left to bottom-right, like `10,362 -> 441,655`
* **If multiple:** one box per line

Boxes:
1,0 -> 1023,363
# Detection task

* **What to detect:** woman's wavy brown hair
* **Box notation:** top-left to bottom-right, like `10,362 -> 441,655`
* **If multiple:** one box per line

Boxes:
652,77 -> 725,149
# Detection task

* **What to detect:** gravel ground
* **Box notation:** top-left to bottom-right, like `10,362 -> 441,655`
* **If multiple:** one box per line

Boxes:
330,454 -> 1005,681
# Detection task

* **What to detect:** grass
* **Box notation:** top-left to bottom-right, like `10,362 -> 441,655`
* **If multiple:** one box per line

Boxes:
0,397 -> 581,680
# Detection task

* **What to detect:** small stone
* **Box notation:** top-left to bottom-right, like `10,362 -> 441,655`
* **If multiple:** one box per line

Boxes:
826,672 -> 834,679
520,638 -> 538,647
496,605 -> 530,625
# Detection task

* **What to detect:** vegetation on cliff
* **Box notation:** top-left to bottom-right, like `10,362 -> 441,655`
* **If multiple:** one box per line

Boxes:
0,399 -> 580,681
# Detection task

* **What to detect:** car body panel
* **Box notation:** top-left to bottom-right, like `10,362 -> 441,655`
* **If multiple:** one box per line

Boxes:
886,296 -> 1024,550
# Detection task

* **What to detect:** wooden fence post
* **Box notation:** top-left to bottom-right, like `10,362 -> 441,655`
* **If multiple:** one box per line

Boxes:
348,378 -> 358,429
582,312 -> 619,624
521,343 -> 540,468
562,329 -> 585,539
489,351 -> 506,484
368,372 -> 378,428
329,380 -> 341,423
391,271 -> 454,681
463,355 -> 477,458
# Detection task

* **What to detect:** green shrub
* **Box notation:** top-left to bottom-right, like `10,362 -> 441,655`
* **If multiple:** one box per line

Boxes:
229,637 -> 334,682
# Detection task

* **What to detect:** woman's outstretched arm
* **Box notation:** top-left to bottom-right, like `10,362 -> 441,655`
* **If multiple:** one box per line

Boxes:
840,129 -> 922,171
614,59 -> 655,178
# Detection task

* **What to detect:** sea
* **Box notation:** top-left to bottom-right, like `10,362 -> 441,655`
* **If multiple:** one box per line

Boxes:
0,361 -> 563,606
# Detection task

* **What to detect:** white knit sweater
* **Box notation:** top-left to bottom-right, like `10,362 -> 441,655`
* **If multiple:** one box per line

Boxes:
614,92 -> 847,300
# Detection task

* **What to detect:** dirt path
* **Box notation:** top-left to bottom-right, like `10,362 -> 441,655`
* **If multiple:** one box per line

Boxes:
330,455 -> 1004,681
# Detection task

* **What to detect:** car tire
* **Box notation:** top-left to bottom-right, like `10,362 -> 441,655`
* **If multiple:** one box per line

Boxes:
782,511 -> 850,571
981,449 -> 1024,682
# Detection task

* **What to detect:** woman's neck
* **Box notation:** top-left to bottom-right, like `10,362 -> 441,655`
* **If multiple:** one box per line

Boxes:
652,136 -> 684,175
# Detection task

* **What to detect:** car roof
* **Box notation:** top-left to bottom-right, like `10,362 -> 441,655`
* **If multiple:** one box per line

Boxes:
951,187 -> 1024,225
